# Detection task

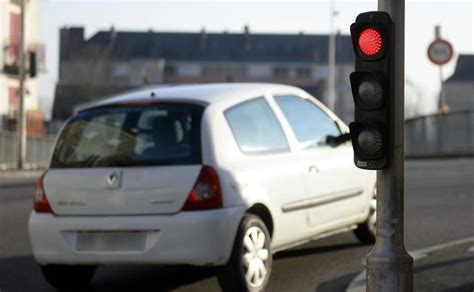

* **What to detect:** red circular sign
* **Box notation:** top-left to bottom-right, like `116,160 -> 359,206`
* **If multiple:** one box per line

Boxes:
427,39 -> 453,65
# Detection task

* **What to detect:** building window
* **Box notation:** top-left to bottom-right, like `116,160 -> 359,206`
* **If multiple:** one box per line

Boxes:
202,65 -> 247,78
10,12 -> 20,42
112,64 -> 129,76
296,68 -> 312,79
273,67 -> 290,79
8,86 -> 19,111
165,65 -> 177,76
202,66 -> 224,77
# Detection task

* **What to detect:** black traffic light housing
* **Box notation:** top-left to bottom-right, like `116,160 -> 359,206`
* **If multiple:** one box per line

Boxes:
349,11 -> 394,170
29,51 -> 37,78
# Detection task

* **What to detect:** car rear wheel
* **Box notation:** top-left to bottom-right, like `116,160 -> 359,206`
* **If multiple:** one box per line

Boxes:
40,264 -> 97,290
353,187 -> 377,244
218,214 -> 272,292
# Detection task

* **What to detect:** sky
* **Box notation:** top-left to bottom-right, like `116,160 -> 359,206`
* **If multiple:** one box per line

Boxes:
38,0 -> 473,119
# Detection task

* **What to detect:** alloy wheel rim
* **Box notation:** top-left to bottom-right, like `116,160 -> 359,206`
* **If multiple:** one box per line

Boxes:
242,226 -> 269,288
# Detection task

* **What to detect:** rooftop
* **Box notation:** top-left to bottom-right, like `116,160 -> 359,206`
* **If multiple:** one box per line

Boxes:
446,54 -> 474,82
61,27 -> 354,64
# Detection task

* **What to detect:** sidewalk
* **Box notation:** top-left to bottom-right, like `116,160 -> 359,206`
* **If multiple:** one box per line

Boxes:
0,169 -> 44,187
347,237 -> 474,292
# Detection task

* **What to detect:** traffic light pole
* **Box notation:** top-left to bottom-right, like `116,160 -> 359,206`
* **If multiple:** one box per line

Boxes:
366,0 -> 413,291
18,0 -> 27,169
327,0 -> 337,112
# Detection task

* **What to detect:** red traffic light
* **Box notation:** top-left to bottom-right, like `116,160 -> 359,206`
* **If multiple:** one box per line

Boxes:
358,28 -> 383,56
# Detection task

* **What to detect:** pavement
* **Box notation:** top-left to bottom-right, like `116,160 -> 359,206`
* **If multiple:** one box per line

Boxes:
346,237 -> 474,292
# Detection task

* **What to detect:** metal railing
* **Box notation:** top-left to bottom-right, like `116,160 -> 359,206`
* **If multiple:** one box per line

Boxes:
405,110 -> 474,158
1,111 -> 473,169
0,132 -> 56,170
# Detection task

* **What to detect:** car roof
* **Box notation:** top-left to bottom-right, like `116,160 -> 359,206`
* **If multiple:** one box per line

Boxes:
75,83 -> 309,113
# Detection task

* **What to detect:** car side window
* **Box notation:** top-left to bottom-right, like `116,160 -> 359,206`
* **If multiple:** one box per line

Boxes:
225,97 -> 289,153
274,95 -> 341,148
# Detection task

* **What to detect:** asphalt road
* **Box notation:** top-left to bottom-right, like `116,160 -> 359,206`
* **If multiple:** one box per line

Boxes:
0,158 -> 473,292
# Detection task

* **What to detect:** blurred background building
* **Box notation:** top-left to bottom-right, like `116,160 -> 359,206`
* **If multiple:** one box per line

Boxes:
0,0 -> 45,136
445,54 -> 474,112
53,26 -> 356,123
0,1 -> 472,169
0,0 -> 50,169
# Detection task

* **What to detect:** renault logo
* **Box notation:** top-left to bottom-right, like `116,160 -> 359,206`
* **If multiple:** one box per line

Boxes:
107,173 -> 118,186
105,172 -> 121,189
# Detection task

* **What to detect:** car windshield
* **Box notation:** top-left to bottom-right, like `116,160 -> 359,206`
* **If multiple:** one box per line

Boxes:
50,102 -> 204,168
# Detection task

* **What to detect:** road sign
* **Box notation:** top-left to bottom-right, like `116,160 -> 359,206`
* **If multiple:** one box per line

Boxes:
428,39 -> 453,65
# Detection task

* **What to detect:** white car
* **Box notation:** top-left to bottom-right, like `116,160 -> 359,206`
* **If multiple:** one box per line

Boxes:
29,83 -> 376,291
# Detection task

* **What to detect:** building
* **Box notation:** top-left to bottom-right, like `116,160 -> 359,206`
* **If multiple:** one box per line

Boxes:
445,54 -> 474,112
0,0 -> 45,134
54,26 -> 355,122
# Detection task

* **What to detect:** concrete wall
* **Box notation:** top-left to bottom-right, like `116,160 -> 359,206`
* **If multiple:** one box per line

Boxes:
445,82 -> 474,112
405,111 -> 474,158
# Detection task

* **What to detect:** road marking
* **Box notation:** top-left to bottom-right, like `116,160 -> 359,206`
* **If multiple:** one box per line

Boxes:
346,236 -> 474,292
410,236 -> 474,260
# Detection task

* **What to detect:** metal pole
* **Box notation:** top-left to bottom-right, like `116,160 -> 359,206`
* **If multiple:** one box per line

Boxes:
434,25 -> 447,112
17,0 -> 27,169
366,0 -> 414,291
438,65 -> 447,111
327,0 -> 336,111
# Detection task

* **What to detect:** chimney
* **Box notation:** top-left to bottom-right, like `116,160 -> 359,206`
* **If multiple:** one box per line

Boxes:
244,25 -> 251,51
59,27 -> 84,60
110,26 -> 117,40
200,27 -> 207,51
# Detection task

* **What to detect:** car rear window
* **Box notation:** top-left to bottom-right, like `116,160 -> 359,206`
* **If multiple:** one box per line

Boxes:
50,102 -> 204,168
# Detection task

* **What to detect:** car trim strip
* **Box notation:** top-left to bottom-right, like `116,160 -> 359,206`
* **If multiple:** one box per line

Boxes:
281,187 -> 365,213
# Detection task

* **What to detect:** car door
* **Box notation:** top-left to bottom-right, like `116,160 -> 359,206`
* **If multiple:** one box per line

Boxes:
273,95 -> 368,233
223,97 -> 310,247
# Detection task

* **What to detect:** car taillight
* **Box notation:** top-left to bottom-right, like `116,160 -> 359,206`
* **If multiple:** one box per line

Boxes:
34,171 -> 53,213
182,165 -> 223,211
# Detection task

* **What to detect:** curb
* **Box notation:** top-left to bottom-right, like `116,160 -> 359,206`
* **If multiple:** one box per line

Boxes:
345,236 -> 474,292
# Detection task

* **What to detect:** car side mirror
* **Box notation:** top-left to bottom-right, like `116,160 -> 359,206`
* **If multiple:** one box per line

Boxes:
326,133 -> 351,147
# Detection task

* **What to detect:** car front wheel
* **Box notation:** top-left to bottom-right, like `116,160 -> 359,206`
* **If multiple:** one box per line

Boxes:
218,214 -> 272,292
353,187 -> 377,244
40,264 -> 97,290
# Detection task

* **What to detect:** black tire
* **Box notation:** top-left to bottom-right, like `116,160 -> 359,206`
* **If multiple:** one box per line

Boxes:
353,219 -> 376,244
40,264 -> 97,291
218,214 -> 272,292
353,188 -> 377,244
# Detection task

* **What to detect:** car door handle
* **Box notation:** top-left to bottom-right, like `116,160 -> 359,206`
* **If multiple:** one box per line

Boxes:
308,165 -> 320,174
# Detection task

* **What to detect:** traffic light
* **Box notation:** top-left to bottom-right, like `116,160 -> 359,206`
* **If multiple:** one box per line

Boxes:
349,11 -> 394,170
29,51 -> 37,78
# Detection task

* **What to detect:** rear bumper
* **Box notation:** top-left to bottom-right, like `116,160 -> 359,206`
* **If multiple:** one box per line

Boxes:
28,207 -> 246,266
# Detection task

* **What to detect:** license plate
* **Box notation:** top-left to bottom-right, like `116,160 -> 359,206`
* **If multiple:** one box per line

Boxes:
75,231 -> 147,252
